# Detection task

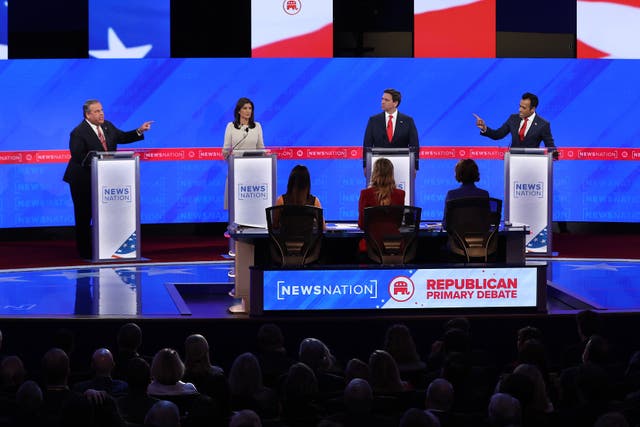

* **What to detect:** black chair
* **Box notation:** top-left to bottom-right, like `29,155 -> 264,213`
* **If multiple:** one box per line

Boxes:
444,196 -> 502,262
362,205 -> 422,265
265,205 -> 323,266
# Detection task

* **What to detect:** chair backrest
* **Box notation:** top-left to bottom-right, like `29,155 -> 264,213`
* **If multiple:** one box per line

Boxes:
265,205 -> 323,266
362,205 -> 421,265
444,196 -> 501,262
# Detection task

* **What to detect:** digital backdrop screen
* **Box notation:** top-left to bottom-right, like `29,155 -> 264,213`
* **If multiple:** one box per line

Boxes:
0,58 -> 639,228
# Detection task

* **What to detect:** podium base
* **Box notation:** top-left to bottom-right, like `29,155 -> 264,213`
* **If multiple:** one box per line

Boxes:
228,299 -> 246,314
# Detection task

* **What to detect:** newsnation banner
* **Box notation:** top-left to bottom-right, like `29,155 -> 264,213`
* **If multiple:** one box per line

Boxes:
257,266 -> 542,312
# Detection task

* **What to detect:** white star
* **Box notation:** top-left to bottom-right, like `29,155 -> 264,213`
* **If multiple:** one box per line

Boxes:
568,263 -> 635,272
144,268 -> 195,277
44,270 -> 100,280
0,276 -> 28,283
89,28 -> 152,59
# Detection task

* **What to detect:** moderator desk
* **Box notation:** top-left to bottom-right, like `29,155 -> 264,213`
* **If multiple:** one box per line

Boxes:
229,222 -> 533,314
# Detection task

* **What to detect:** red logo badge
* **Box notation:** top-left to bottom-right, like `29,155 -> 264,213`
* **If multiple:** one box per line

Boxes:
388,276 -> 415,302
283,0 -> 301,15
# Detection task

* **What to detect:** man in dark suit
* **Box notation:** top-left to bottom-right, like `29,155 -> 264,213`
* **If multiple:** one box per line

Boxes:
63,99 -> 152,259
474,92 -> 556,155
363,88 -> 420,173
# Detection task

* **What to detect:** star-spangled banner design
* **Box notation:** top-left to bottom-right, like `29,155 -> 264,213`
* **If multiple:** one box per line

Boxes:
0,1 -> 7,59
89,0 -> 169,59
113,231 -> 137,258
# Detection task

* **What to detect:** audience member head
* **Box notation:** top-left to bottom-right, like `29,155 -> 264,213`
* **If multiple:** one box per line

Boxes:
517,339 -> 546,370
369,349 -> 404,393
1,355 -> 26,390
441,352 -> 471,386
118,322 -> 143,352
184,333 -> 212,374
228,352 -> 263,397
42,347 -> 70,386
229,409 -> 262,427
583,334 -> 610,365
16,380 -> 43,413
444,317 -> 471,334
383,323 -> 422,366
425,378 -> 454,412
496,372 -> 534,410
369,158 -> 396,205
577,309 -> 600,341
256,323 -> 286,353
516,326 -> 543,351
144,400 -> 181,427
285,165 -> 312,205
442,327 -> 470,355
284,362 -> 318,401
398,407 -> 439,427
127,357 -> 152,393
151,348 -> 185,386
344,358 -> 370,383
298,337 -> 334,373
594,411 -> 630,427
488,393 -> 521,427
91,347 -> 115,377
344,378 -> 373,415
454,159 -> 480,184
513,363 -> 551,413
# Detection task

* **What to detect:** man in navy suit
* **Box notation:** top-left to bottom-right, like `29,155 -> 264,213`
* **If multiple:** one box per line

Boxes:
63,99 -> 152,259
474,92 -> 557,156
363,88 -> 419,173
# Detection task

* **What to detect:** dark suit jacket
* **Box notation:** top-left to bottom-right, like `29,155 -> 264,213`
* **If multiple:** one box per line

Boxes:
363,112 -> 419,169
443,183 -> 489,226
63,119 -> 143,185
481,113 -> 555,149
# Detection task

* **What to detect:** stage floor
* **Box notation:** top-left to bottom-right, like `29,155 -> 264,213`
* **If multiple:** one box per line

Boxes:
1,258 -> 639,318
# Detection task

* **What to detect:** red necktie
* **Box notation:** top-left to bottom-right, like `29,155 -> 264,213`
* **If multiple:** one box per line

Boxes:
518,117 -> 528,141
386,115 -> 393,142
97,126 -> 107,151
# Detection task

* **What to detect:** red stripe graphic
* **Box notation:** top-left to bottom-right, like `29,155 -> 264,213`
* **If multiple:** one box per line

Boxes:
1,147 -> 638,164
252,24 -> 333,58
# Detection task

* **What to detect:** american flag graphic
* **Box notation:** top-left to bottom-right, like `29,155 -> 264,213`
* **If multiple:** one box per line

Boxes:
577,0 -> 640,58
113,232 -> 137,258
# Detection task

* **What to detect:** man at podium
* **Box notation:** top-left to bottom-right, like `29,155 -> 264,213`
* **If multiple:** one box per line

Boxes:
63,99 -> 152,259
473,92 -> 556,155
363,88 -> 420,174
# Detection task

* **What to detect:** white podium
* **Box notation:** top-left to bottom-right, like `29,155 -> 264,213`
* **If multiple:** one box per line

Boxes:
228,150 -> 277,313
504,148 -> 553,255
365,147 -> 416,206
90,151 -> 141,262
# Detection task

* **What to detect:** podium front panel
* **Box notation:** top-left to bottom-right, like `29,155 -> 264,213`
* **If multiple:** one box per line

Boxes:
367,151 -> 414,206
230,154 -> 276,228
505,152 -> 552,254
92,156 -> 140,260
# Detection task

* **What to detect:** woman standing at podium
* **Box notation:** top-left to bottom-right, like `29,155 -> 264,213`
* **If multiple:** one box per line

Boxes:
223,98 -> 265,283
222,97 -> 265,210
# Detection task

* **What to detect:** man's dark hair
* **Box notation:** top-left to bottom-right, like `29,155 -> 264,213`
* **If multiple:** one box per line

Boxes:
522,92 -> 539,109
384,88 -> 402,106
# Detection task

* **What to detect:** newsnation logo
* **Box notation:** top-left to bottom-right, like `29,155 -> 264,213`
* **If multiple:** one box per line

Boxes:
514,181 -> 544,198
237,183 -> 269,200
102,186 -> 132,203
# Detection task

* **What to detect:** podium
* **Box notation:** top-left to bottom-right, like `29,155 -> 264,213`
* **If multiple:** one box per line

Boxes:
365,147 -> 416,206
228,150 -> 277,313
504,148 -> 553,255
90,151 -> 141,262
